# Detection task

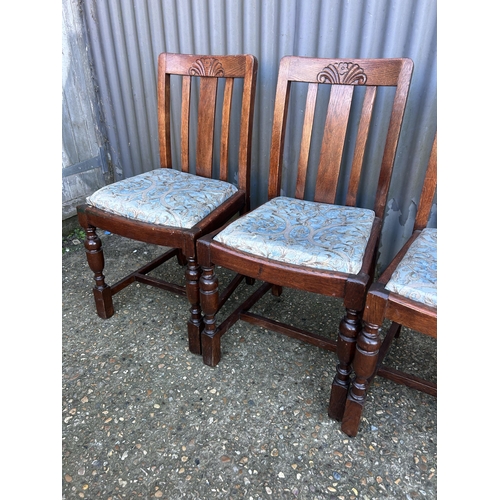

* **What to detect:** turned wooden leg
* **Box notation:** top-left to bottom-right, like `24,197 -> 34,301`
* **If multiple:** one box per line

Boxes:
328,308 -> 361,420
185,257 -> 203,355
83,225 -> 114,319
341,320 -> 382,437
200,264 -> 221,367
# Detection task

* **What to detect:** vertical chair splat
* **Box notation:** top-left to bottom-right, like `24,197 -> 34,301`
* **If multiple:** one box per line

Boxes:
314,85 -> 354,204
180,75 -> 191,173
220,78 -> 234,182
196,77 -> 219,178
345,86 -> 377,207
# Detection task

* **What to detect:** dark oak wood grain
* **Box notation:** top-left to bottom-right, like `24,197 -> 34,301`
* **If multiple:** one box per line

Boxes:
197,56 -> 414,424
340,134 -> 437,437
77,52 -> 258,355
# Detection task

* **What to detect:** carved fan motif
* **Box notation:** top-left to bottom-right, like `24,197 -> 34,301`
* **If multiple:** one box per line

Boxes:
189,57 -> 225,77
317,62 -> 367,85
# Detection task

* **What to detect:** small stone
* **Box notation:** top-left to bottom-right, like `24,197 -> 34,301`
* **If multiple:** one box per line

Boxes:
291,464 -> 297,469
65,475 -> 72,483
265,487 -> 272,495
278,472 -> 285,478
154,491 -> 163,498
181,456 -> 188,462
271,449 -> 279,457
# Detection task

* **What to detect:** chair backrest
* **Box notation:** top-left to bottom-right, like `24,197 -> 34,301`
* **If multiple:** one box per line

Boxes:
268,56 -> 413,219
157,53 -> 258,205
413,134 -> 437,232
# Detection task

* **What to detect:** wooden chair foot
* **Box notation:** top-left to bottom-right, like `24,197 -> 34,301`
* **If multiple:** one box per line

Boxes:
93,286 -> 114,319
340,397 -> 364,437
328,378 -> 349,421
201,332 -> 221,367
187,320 -> 203,355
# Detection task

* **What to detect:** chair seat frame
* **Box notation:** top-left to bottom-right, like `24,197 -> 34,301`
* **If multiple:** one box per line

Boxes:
197,212 -> 381,357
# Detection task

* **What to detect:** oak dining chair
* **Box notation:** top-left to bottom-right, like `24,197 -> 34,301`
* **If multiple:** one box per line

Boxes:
77,52 -> 258,355
196,55 -> 414,419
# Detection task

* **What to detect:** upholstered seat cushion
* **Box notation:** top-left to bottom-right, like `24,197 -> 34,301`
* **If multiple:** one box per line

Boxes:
214,196 -> 375,274
386,228 -> 437,307
86,168 -> 238,229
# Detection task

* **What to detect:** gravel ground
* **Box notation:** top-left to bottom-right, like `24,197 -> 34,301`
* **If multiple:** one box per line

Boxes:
62,231 -> 437,499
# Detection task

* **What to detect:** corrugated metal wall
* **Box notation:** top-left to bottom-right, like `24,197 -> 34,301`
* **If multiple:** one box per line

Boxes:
79,0 -> 436,268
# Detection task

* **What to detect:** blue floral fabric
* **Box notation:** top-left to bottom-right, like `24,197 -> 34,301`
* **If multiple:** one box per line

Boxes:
214,196 -> 375,273
86,168 -> 238,229
386,228 -> 437,307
